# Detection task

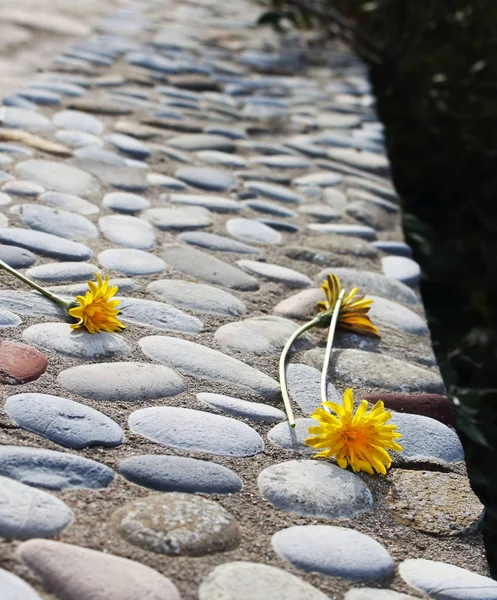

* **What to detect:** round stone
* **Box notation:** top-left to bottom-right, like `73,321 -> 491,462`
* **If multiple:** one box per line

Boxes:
382,255 -> 421,286
299,204 -> 341,221
99,215 -> 155,249
175,166 -> 237,192
98,248 -> 165,275
368,295 -> 428,335
5,392 -> 124,449
16,160 -> 100,195
309,223 -> 377,240
39,191 -> 99,215
55,129 -> 103,148
0,446 -> 114,491
0,567 -> 42,600
0,244 -> 36,268
0,107 -> 52,131
12,204 -> 98,240
167,193 -> 242,213
106,133 -> 151,159
129,406 -> 264,456
103,191 -> 150,214
2,180 -> 45,197
244,181 -> 304,204
227,218 -> 281,244
0,341 -> 47,385
120,455 -> 243,494
293,171 -> 343,187
0,308 -> 21,328
238,259 -> 312,288
178,231 -> 260,254
143,206 -> 212,230
58,362 -> 186,402
53,109 -> 104,133
0,228 -> 92,260
0,475 -> 73,540
198,392 -> 285,423
118,297 -> 203,333
25,262 -> 100,283
272,525 -> 394,581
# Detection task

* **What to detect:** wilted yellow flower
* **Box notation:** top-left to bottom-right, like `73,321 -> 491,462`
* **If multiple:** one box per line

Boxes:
316,273 -> 380,338
69,273 -> 125,334
306,388 -> 402,475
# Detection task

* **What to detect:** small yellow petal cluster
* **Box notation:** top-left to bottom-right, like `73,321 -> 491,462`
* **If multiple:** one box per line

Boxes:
68,273 -> 125,334
317,273 -> 380,338
306,388 -> 402,475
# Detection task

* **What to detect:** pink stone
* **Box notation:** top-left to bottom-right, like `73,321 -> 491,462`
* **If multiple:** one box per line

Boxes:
0,341 -> 48,385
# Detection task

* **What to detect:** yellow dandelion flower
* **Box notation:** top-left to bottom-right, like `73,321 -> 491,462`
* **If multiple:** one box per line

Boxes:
316,273 -> 380,338
68,273 -> 125,334
306,388 -> 402,475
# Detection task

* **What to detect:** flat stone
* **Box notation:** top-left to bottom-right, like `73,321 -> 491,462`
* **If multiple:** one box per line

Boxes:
259,459 -> 373,518
0,476 -> 72,539
126,51 -> 180,74
167,133 -> 235,152
106,133 -> 151,158
2,180 -> 45,197
399,558 -> 497,600
73,146 -> 127,166
167,193 -> 242,213
39,191 -> 99,215
12,204 -> 97,241
244,199 -> 296,217
69,158 -> 147,193
162,244 -> 259,290
16,160 -> 100,195
55,130 -> 103,148
48,278 -> 136,296
293,171 -> 343,187
0,228 -> 92,260
175,167 -> 237,192
22,323 -> 131,360
382,255 -> 421,286
0,446 -> 114,491
147,173 -> 188,189
198,392 -> 285,423
143,206 -> 212,230
25,262 -> 99,283
103,191 -> 150,214
178,231 -> 260,254
272,525 -> 394,581
118,297 -> 202,333
372,240 -> 413,257
67,98 -> 133,116
268,418 -> 322,454
0,566 -> 42,600
227,218 -> 281,244
328,148 -> 389,173
53,109 -> 104,133
273,287 -> 322,320
316,112 -> 361,128
6,392 -> 124,449
99,215 -> 155,249
214,316 -> 311,355
148,279 -> 247,317
197,150 -> 247,168
58,362 -> 186,402
139,336 -> 280,398
113,492 -> 239,556
0,291 -> 65,318
298,204 -> 341,221
363,392 -> 456,426
0,341 -> 47,385
309,223 -> 377,240
0,244 -> 35,268
17,89 -> 61,106
244,181 -> 303,204
238,259 -> 312,288
120,455 -> 242,494
367,295 -> 428,335
0,107 -> 52,131
98,248 -> 165,275
199,562 -> 331,600
18,539 -> 181,600
0,192 -> 11,205
250,155 -> 310,169
345,590 -> 416,600
0,308 -> 21,328
387,469 -> 483,535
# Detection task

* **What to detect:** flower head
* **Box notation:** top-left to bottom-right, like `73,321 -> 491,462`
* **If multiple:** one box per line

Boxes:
68,273 -> 125,334
316,273 -> 380,338
306,388 -> 402,475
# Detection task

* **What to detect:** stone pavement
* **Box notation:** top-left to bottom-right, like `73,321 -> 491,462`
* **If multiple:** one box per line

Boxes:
0,0 -> 494,598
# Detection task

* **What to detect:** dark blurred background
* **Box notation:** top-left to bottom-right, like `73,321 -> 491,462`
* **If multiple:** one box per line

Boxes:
259,0 -> 497,575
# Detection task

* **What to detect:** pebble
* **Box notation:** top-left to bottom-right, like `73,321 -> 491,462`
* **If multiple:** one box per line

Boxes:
175,166 -> 237,192
143,206 -> 212,230
198,392 -> 285,423
0,107 -> 52,131
363,392 -> 456,426
244,181 -> 303,204
316,112 -> 361,128
268,418 -> 321,454
120,455 -> 243,494
118,296 -> 203,333
5,392 -> 124,449
0,566 -> 42,600
345,590 -> 416,600
328,148 -> 389,173
0,308 -> 21,328
259,459 -> 373,518
29,81 -> 86,97
197,150 -> 247,168
147,173 -> 188,189
39,191 -> 99,215
99,215 -> 155,249
0,170 -> 13,182
74,160 -> 148,192
167,193 -> 242,213
299,204 -> 341,221
0,290 -> 65,318
0,476 -> 73,539
48,277 -> 136,295
227,218 -> 281,244
15,160 -> 100,195
399,558 -> 497,600
112,492 -> 239,555
0,446 -> 114,491
178,231 -> 260,254
56,129 -> 103,148
272,525 -> 394,581
74,146 -> 127,166
368,295 -> 428,335
198,562 -> 331,600
58,361 -> 186,402
309,223 -> 377,240
293,172 -> 343,187
53,109 -> 104,133
382,255 -> 421,286
22,323 -> 132,360
98,248 -> 165,275
17,89 -> 60,105
250,155 -> 310,169
0,243 -> 36,267
238,259 -> 312,288
372,240 -> 413,257
25,262 -> 99,283
139,335 -> 280,398
0,192 -> 11,205
103,191 -> 150,213
12,204 -> 98,240
0,341 -> 48,385
106,133 -> 151,159
162,244 -> 259,290
167,133 -> 236,152
126,51 -> 179,74
0,227 -> 92,261
148,279 -> 247,317
18,539 -> 181,600
272,287 -> 322,320
244,199 -> 296,218
2,180 -> 45,197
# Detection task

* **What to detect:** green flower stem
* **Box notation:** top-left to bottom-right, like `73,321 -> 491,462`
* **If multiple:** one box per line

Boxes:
320,289 -> 346,405
0,258 -> 71,310
279,314 -> 323,428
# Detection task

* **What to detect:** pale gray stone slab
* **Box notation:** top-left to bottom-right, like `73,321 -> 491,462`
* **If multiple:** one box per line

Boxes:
99,215 -> 155,249
198,393 -> 285,423
16,160 -> 100,195
237,260 -> 312,288
117,297 -> 203,333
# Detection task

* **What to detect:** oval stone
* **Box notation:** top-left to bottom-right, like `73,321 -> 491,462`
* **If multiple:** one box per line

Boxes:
0,107 -> 52,131
227,218 -> 281,244
167,193 -> 242,213
0,243 -> 36,268
142,206 -> 212,230
12,204 -> 98,240
16,160 -> 100,195
175,166 -> 237,192
382,255 -> 421,286
244,181 -> 304,204
0,567 -> 42,600
0,308 -> 21,328
39,191 -> 99,215
0,341 -> 48,385
118,297 -> 203,333
0,228 -> 92,260
53,109 -> 104,133
98,248 -> 165,275
25,262 -> 100,283
198,392 -> 285,423
103,191 -> 150,214
178,231 -> 260,254
237,260 -> 312,288
99,215 -> 155,249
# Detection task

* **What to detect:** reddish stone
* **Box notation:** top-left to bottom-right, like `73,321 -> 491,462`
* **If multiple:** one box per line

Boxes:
0,341 -> 48,385
362,392 -> 456,427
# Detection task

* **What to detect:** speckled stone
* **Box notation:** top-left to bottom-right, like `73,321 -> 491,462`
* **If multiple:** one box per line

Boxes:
238,259 -> 311,288
0,228 -> 92,260
175,166 -> 237,192
25,262 -> 100,283
244,181 -> 304,204
143,206 -> 212,230
39,191 -> 99,215
98,248 -> 165,275
0,244 -> 36,268
103,191 -> 150,214
167,193 -> 242,213
12,204 -> 98,241
53,109 -> 104,133
0,566 -> 42,600
117,297 -> 203,333
16,160 -> 100,195
198,392 -> 285,423
99,215 -> 155,249
178,231 -> 260,254
0,341 -> 48,385
382,255 -> 421,286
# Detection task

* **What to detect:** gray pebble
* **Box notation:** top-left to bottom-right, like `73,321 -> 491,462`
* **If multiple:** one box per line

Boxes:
39,191 -> 99,215
382,255 -> 421,286
143,206 -> 212,230
53,109 -> 104,133
103,191 -> 150,214
0,244 -> 36,268
244,181 -> 303,204
308,223 -> 377,241
167,133 -> 235,152
16,160 -> 100,195
175,166 -> 237,192
98,248 -> 165,275
0,228 -> 92,260
12,204 -> 98,240
227,218 -> 281,244
285,363 -> 341,415
0,107 -> 52,131
118,296 -> 203,333
2,180 -> 45,197
55,129 -> 103,148
198,392 -> 285,423
99,215 -> 155,249
238,259 -> 312,288
178,231 -> 260,254
106,133 -> 151,159
0,308 -> 21,328
167,193 -> 242,213
25,262 -> 100,283
0,566 -> 42,600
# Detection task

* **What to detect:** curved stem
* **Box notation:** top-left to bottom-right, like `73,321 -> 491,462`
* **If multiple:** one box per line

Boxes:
320,289 -> 346,405
279,315 -> 322,428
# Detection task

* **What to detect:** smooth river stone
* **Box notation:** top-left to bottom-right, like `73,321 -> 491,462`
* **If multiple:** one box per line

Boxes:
106,133 -> 151,158
117,297 -> 203,333
198,392 -> 285,423
244,181 -> 304,204
227,218 -> 281,244
238,260 -> 312,288
18,539 -> 181,600
0,341 -> 48,385
167,133 -> 236,152
214,316 -> 311,356
129,406 -> 263,457
147,173 -> 188,189
258,460 -> 373,519
103,191 -> 150,213
0,476 -> 72,539
345,591 -> 416,600
285,363 -> 341,415
55,129 -> 103,148
368,295 -> 428,335
268,418 -> 318,454
2,180 -> 45,197
175,166 -> 237,192
308,223 -> 377,241
0,446 -> 114,491
178,231 -> 260,254
142,206 -> 212,230
167,193 -> 242,213
197,150 -> 247,168
15,160 -> 100,195
0,567 -> 42,600
148,279 -> 247,317
0,107 -> 52,131
372,240 -> 412,257
0,307 -> 21,328
58,362 -> 186,401
162,244 -> 259,291
199,562 -> 331,600
120,455 -> 243,494
0,228 -> 92,260
272,525 -> 394,581
39,191 -> 99,215
0,291 -> 65,318
139,336 -> 280,398
249,155 -> 310,169
13,204 -> 97,240
399,558 -> 497,600
382,255 -> 421,286
6,392 -> 124,449
244,199 -> 296,217
293,171 -> 343,187
0,192 -> 11,205
22,323 -> 131,359
53,109 -> 104,133
0,244 -> 36,268
328,148 -> 390,173
25,262 -> 99,283
98,248 -> 165,275
273,288 -> 322,320
99,215 -> 155,249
